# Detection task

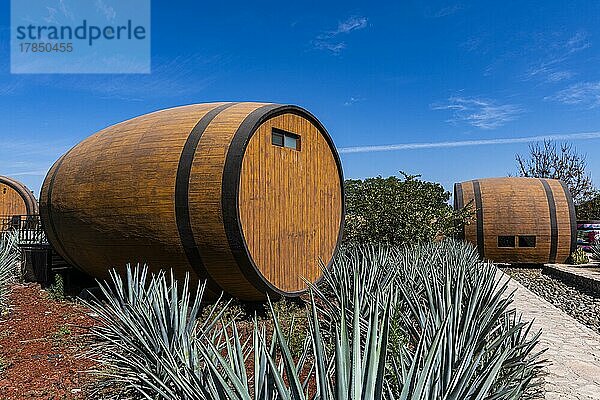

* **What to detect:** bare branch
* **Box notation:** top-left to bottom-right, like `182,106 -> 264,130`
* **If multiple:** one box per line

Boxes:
514,139 -> 595,204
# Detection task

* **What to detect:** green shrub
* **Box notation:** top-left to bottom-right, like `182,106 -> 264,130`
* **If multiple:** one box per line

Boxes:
47,273 -> 65,300
575,193 -> 600,220
0,356 -> 9,374
570,248 -> 590,265
270,298 -> 309,358
343,172 -> 473,245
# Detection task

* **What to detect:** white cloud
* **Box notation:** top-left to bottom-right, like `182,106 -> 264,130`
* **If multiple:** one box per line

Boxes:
525,31 -> 590,83
313,16 -> 368,54
96,0 -> 116,21
335,16 -> 368,34
344,96 -> 363,106
546,70 -> 575,82
547,82 -> 600,108
432,96 -> 522,129
6,170 -> 50,177
430,4 -> 462,18
339,131 -> 600,154
313,41 -> 346,54
566,31 -> 590,54
43,7 -> 59,24
59,0 -> 74,20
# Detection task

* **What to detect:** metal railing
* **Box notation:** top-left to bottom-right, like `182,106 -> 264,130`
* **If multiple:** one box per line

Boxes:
0,214 -> 48,246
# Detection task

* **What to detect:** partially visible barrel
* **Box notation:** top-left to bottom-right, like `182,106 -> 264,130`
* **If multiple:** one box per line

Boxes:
1,175 -> 38,230
454,177 -> 576,264
40,102 -> 345,301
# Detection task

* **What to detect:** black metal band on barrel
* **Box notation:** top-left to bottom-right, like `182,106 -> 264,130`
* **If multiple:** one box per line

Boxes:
540,178 -> 558,263
472,180 -> 484,259
175,103 -> 237,293
559,180 -> 577,255
222,104 -> 345,298
454,183 -> 465,240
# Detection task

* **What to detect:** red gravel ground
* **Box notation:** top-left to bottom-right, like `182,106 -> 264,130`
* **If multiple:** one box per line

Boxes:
0,283 -> 99,400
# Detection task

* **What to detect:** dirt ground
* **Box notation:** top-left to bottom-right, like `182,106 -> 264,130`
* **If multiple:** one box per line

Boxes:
0,283 -> 98,400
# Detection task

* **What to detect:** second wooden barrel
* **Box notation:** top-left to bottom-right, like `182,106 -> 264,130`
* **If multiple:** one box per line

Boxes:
1,175 -> 38,230
454,177 -> 576,264
40,102 -> 345,300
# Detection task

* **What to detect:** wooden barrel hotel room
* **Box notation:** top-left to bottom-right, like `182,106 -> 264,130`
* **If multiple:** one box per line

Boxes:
39,102 -> 345,301
454,177 -> 577,264
0,175 -> 38,233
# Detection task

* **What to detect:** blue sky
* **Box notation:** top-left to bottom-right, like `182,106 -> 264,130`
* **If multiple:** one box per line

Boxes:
2,0 -> 600,196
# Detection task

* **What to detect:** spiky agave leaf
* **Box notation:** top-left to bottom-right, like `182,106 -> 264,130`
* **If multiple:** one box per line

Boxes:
87,241 -> 544,400
311,244 -> 398,337
84,264 -> 230,399
388,241 -> 545,400
589,241 -> 600,261
0,231 -> 19,312
315,240 -> 545,400
187,284 -> 393,400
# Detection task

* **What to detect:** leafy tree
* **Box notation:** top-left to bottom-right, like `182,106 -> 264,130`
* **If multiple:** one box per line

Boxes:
515,140 -> 596,204
575,195 -> 600,220
343,172 -> 473,245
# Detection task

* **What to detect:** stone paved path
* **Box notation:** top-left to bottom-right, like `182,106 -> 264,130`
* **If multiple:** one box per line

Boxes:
498,270 -> 600,399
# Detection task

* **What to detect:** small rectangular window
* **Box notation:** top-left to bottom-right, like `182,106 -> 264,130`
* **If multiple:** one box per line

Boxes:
272,132 -> 284,147
498,236 -> 515,248
272,128 -> 300,151
518,235 -> 536,248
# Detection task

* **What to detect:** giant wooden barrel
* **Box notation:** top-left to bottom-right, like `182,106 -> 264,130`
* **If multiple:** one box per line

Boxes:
1,175 -> 38,230
40,103 -> 345,300
454,177 -> 576,264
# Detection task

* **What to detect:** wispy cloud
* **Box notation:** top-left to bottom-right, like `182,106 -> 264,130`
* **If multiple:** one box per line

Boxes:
1,55 -> 221,100
344,96 -> 364,106
0,140 -> 72,158
565,31 -> 591,54
525,31 -> 590,83
313,16 -> 368,54
43,0 -> 74,24
314,41 -> 346,53
43,7 -> 60,23
547,81 -> 600,108
431,96 -> 522,129
0,81 -> 23,96
335,16 -> 368,34
339,131 -> 600,154
428,4 -> 462,18
0,140 -> 74,189
96,0 -> 116,21
65,56 -> 217,100
5,170 -> 50,177
460,36 -> 485,53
